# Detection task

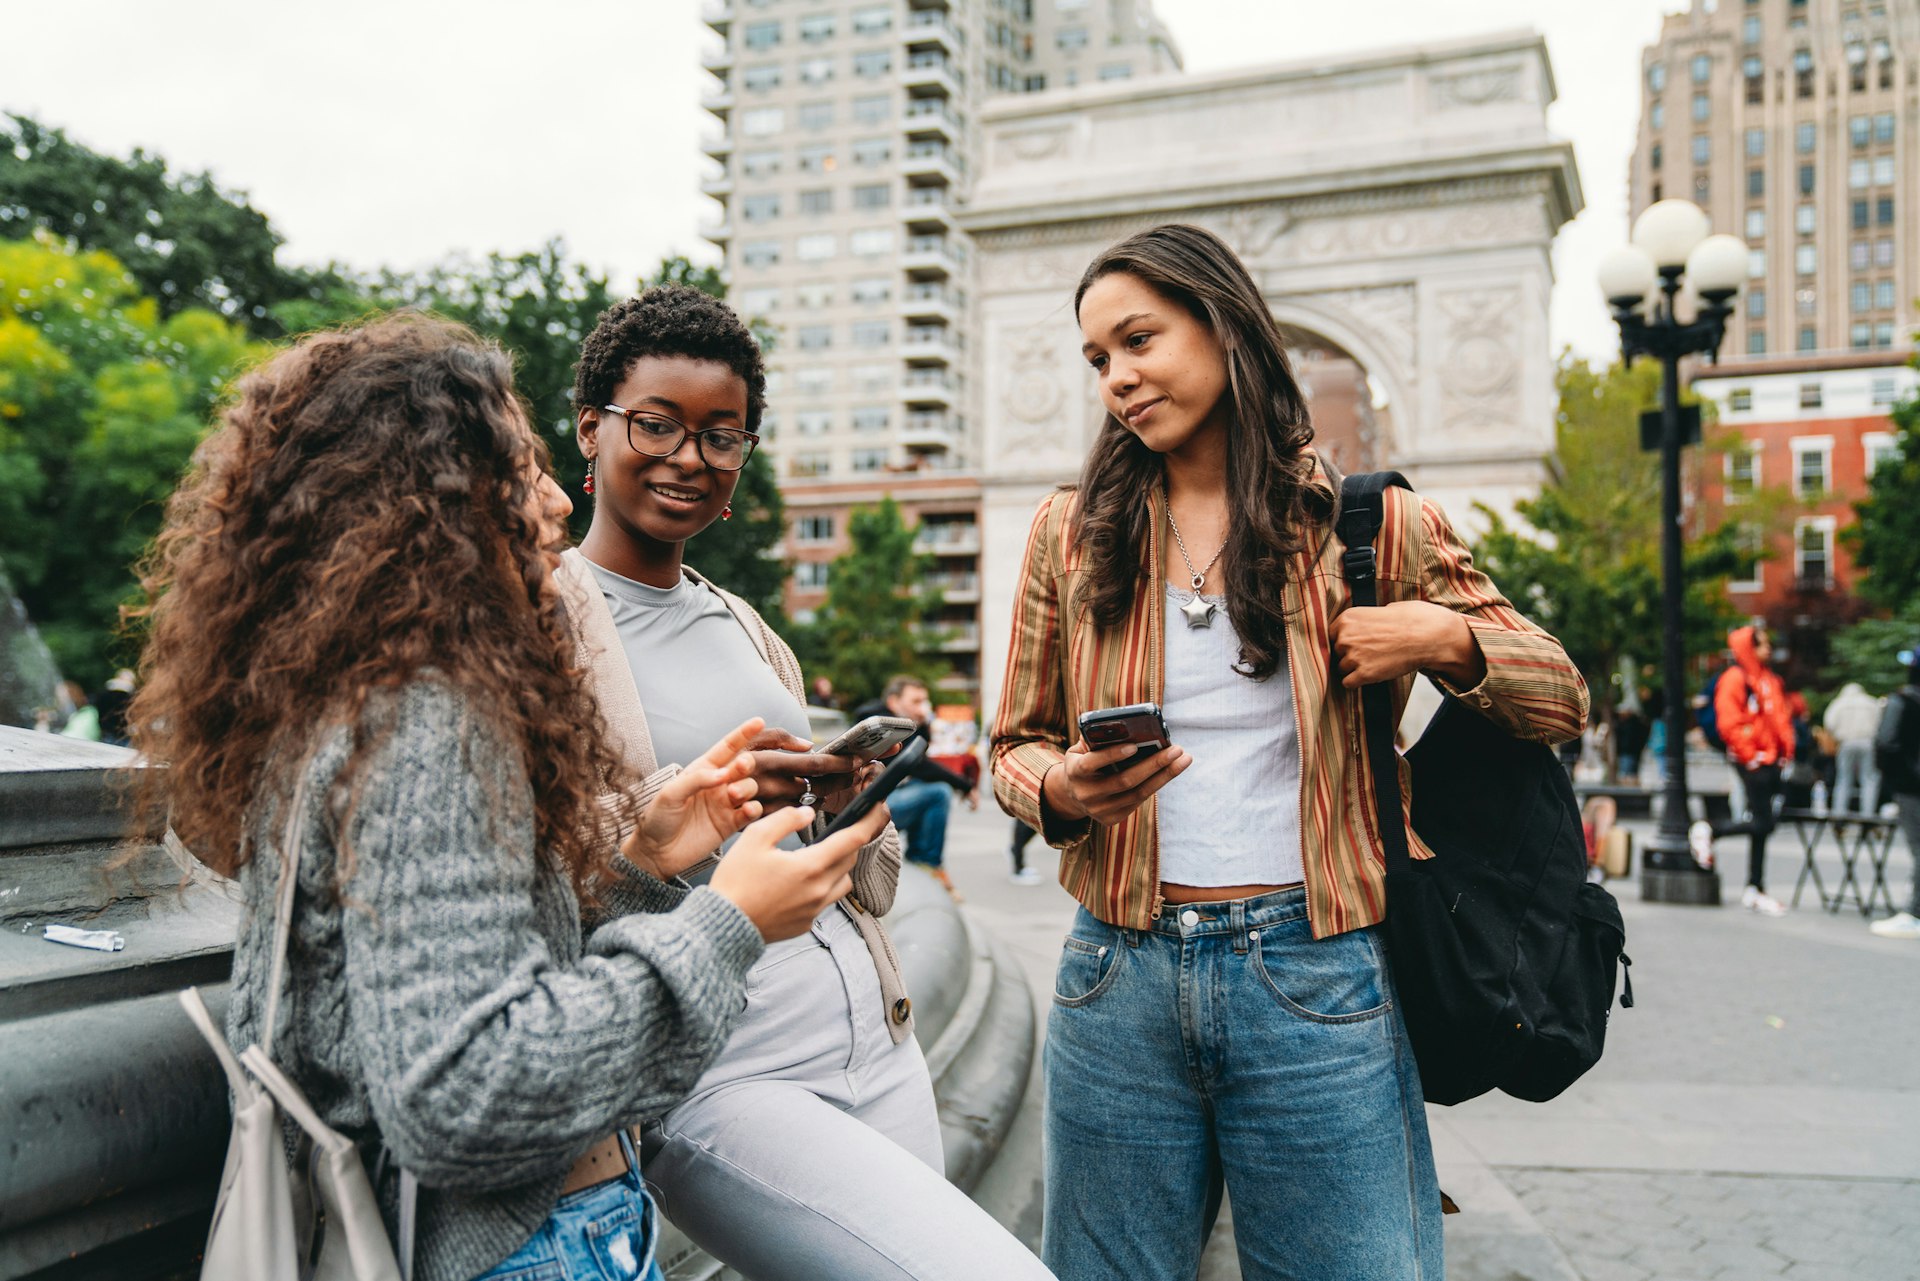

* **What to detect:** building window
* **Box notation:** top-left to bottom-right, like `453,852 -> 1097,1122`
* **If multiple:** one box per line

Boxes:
1796,244 -> 1817,275
796,233 -> 836,262
1748,167 -> 1766,198
742,194 -> 781,223
798,100 -> 834,130
1746,127 -> 1766,158
1729,525 -> 1765,594
852,136 -> 892,167
852,182 -> 890,209
744,20 -> 781,49
1729,388 -> 1753,412
1875,112 -> 1896,144
1744,14 -> 1762,43
1693,135 -> 1711,165
1865,430 -> 1899,475
798,55 -> 834,84
738,286 -> 779,315
794,364 -> 833,394
851,362 -> 891,390
1652,101 -> 1666,130
795,515 -> 836,543
1746,59 -> 1765,103
1851,158 -> 1872,189
796,281 -> 836,310
851,406 -> 890,432
742,239 -> 780,268
853,49 -> 891,77
1799,383 -> 1825,409
1726,439 -> 1760,499
1746,208 -> 1766,240
849,228 -> 894,257
1748,248 -> 1768,278
795,409 -> 833,435
1853,199 -> 1870,229
1852,240 -> 1871,270
1693,92 -> 1711,122
1748,287 -> 1767,319
1851,115 -> 1872,148
1799,326 -> 1818,351
794,560 -> 830,588
1797,287 -> 1817,315
1853,321 -> 1873,348
850,447 -> 889,473
850,276 -> 891,303
743,63 -> 782,92
1793,439 -> 1831,497
1872,380 -> 1901,408
796,325 -> 832,351
798,144 -> 834,172
741,107 -> 785,137
1875,238 -> 1895,267
1794,48 -> 1814,98
741,149 -> 781,178
851,319 -> 890,347
1749,330 -> 1767,355
1877,279 -> 1895,310
1796,203 -> 1816,235
1692,53 -> 1712,84
1098,63 -> 1133,81
1797,121 -> 1816,154
1877,196 -> 1895,225
799,188 -> 833,215
1649,62 -> 1667,93
798,13 -> 835,41
1795,518 -> 1835,588
1874,156 -> 1896,187
1876,321 -> 1895,348
852,93 -> 891,124
1057,26 -> 1089,51
853,4 -> 891,33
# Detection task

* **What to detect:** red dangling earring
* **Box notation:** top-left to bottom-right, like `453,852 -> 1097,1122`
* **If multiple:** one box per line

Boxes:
583,459 -> 595,495
721,503 -> 733,521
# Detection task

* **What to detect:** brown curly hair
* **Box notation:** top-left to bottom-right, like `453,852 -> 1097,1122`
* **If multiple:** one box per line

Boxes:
126,312 -> 632,893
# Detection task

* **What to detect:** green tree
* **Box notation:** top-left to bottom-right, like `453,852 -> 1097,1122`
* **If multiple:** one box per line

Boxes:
791,499 -> 942,705
0,114 -> 342,337
0,234 -> 263,684
683,451 -> 788,625
1471,357 -> 1780,772
1846,378 -> 1920,609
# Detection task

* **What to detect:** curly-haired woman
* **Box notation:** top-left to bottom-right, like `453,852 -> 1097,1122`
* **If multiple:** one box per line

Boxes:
991,225 -> 1588,1280
563,286 -> 1052,1280
129,313 -> 889,1281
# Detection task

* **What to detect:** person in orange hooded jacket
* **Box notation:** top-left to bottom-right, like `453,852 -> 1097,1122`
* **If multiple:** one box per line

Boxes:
1690,625 -> 1794,915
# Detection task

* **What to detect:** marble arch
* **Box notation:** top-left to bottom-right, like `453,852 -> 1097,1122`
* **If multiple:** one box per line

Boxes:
959,30 -> 1583,726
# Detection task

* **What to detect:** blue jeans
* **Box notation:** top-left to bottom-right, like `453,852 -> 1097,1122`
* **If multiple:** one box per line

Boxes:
1043,891 -> 1441,1281
888,778 -> 952,868
472,1138 -> 663,1281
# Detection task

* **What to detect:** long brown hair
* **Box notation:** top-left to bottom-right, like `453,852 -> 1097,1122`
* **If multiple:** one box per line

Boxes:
1070,223 -> 1317,679
127,313 -> 630,893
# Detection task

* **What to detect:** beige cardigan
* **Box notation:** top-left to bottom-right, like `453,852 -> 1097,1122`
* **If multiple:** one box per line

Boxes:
555,548 -> 915,1043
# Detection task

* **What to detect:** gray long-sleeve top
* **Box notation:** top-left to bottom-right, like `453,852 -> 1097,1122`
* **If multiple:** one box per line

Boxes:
223,680 -> 765,1281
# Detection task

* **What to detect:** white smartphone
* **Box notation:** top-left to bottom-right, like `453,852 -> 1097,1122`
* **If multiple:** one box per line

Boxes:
818,715 -> 919,760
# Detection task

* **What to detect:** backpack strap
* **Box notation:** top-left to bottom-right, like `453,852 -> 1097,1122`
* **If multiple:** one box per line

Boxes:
1335,471 -> 1414,879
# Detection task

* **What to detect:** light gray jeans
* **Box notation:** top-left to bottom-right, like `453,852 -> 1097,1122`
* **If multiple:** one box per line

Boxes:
1834,739 -> 1882,814
641,905 -> 1054,1281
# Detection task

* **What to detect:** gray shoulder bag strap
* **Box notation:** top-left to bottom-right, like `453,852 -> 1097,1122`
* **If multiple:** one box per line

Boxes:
178,776 -> 417,1281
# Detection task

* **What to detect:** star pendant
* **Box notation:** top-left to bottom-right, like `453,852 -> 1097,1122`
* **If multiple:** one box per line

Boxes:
1179,592 -> 1218,629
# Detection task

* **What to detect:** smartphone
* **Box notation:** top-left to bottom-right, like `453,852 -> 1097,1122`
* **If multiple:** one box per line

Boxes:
817,715 -> 918,760
1077,703 -> 1170,774
821,737 -> 927,838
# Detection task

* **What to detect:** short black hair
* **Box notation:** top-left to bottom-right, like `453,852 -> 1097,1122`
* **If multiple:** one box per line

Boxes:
571,284 -> 767,432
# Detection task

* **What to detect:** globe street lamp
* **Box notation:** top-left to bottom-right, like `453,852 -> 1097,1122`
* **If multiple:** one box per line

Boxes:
1598,199 -> 1749,904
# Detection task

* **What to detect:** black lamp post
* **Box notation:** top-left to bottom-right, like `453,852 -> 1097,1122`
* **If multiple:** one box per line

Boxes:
1598,200 -> 1749,903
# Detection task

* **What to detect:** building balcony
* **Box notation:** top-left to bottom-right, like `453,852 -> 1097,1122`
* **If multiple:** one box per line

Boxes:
902,235 -> 964,278
701,87 -> 734,119
923,571 -> 980,603
700,45 -> 733,74
700,130 -> 733,160
901,188 -> 956,233
915,621 -> 981,653
901,412 -> 960,452
904,10 -> 962,55
903,100 -> 962,142
901,142 -> 962,186
899,370 -> 958,407
914,524 -> 980,556
701,0 -> 731,35
902,55 -> 961,98
902,326 -> 961,366
699,217 -> 732,248
700,167 -> 734,199
902,282 -> 961,324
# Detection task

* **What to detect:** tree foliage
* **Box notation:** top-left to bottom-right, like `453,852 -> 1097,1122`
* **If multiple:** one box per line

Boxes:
0,114 -> 340,336
790,499 -> 942,705
1845,378 -> 1920,610
0,234 -> 264,684
1471,357 -> 1778,743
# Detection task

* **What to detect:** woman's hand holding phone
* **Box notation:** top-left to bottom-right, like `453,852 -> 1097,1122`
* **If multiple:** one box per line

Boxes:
624,717 -> 764,879
1042,737 -> 1191,828
743,726 -> 860,812
709,802 -> 890,942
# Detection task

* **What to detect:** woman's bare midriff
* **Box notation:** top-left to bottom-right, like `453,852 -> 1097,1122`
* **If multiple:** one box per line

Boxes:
1159,881 -> 1303,906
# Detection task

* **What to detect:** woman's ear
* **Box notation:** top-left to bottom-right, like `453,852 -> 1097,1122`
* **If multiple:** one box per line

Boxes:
576,407 -> 599,460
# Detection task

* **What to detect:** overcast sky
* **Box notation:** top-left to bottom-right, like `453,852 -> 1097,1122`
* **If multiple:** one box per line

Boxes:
3,0 -> 1688,361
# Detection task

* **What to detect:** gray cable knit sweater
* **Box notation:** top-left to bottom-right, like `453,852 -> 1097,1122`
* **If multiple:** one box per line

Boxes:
224,680 -> 765,1281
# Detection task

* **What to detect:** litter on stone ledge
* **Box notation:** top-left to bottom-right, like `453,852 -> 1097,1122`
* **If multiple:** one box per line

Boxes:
43,924 -> 125,952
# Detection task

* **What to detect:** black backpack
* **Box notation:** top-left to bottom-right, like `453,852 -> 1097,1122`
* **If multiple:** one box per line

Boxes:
1337,471 -> 1633,1106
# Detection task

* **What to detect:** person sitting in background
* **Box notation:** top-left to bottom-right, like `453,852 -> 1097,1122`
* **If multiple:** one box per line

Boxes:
1825,681 -> 1885,815
807,674 -> 839,709
91,669 -> 135,746
57,681 -> 100,741
854,675 -> 978,901
1870,645 -> 1920,940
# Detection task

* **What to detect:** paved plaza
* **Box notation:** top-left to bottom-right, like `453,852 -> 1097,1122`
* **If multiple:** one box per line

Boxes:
932,797 -> 1920,1281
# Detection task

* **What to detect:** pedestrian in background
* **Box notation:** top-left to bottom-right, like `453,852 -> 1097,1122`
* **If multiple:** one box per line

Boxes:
1870,645 -> 1920,940
992,223 -> 1587,1281
1690,625 -> 1793,917
854,675 -> 979,902
56,681 -> 99,741
1007,817 -> 1044,885
91,669 -> 134,746
808,674 -> 839,709
1824,681 -> 1884,815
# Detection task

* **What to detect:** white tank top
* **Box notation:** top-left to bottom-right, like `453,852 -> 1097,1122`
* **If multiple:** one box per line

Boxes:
1153,585 -> 1306,888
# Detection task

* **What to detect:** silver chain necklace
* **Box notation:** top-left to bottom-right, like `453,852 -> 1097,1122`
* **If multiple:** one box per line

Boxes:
1165,499 -> 1226,629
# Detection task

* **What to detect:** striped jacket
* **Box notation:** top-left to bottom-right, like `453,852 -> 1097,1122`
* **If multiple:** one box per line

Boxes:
989,454 -> 1588,939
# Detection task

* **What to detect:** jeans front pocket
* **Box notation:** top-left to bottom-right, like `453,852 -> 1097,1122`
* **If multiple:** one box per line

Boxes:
1252,922 -> 1391,1024
582,1186 -> 659,1280
1053,932 -> 1123,1007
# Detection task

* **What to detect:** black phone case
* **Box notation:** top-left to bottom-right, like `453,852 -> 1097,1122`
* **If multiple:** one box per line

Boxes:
821,737 -> 928,837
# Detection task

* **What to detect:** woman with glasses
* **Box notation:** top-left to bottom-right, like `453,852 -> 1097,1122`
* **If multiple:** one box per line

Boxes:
560,286 -> 1052,1281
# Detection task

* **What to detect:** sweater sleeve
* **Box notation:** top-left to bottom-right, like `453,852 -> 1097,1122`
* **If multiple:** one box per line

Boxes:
337,686 -> 764,1191
1412,494 -> 1589,746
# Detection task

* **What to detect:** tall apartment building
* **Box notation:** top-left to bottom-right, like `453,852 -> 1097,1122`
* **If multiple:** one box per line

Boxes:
1630,0 -> 1919,360
697,0 -> 1180,703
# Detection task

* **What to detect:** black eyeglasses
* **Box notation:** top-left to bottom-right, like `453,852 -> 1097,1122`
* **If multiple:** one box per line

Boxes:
601,404 -> 759,472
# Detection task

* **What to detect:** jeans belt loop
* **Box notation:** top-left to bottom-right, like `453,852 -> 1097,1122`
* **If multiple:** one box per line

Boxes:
1230,899 -> 1249,954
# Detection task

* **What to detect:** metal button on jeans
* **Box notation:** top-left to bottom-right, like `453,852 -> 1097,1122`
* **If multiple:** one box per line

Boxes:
1180,909 -> 1200,927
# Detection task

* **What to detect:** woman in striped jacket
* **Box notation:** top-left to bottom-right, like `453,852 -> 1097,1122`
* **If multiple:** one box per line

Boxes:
990,223 -> 1587,1281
